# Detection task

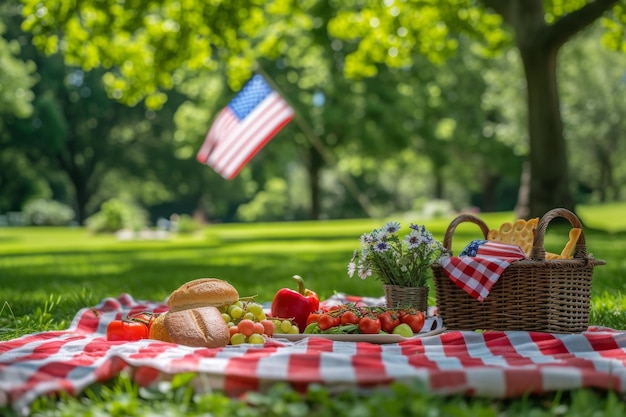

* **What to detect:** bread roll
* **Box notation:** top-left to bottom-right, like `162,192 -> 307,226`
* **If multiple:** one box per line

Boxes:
167,278 -> 239,312
164,306 -> 230,348
148,312 -> 170,342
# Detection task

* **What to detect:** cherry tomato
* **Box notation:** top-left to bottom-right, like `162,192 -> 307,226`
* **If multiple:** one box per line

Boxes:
396,309 -> 409,319
317,314 -> 339,331
106,320 -> 149,341
358,316 -> 381,334
340,311 -> 360,325
400,311 -> 425,333
307,313 -> 321,326
378,311 -> 400,333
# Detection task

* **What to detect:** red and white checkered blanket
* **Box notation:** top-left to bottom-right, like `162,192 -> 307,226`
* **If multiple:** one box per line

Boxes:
440,241 -> 527,301
2,294 -> 626,415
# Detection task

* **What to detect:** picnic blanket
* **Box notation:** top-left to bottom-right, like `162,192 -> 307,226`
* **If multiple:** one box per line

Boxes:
3,294 -> 626,415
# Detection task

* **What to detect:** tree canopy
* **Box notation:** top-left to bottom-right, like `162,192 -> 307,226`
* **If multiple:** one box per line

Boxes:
6,0 -> 626,222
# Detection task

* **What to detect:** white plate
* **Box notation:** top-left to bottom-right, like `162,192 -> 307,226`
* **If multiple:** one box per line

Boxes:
272,326 -> 445,344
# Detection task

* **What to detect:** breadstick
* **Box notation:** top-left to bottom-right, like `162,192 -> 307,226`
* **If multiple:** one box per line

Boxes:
559,228 -> 582,259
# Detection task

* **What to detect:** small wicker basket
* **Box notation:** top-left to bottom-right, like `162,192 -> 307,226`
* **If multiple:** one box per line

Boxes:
383,285 -> 429,312
431,208 -> 605,333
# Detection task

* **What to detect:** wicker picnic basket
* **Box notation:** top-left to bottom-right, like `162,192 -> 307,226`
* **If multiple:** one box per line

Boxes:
431,208 -> 605,333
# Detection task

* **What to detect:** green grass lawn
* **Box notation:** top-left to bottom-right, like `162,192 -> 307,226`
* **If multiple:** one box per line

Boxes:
2,204 -> 626,416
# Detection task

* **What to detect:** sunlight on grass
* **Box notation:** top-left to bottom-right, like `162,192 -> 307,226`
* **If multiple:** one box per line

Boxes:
1,202 -> 625,339
577,202 -> 626,232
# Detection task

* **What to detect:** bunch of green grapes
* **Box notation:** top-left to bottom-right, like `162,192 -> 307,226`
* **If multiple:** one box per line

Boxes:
220,300 -> 298,345
269,318 -> 300,335
220,300 -> 266,325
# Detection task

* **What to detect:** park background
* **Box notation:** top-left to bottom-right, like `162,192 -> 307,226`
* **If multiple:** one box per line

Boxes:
1,1 -> 625,229
3,1 -> 626,416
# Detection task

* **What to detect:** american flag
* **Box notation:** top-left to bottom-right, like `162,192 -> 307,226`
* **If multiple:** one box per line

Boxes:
196,74 -> 294,179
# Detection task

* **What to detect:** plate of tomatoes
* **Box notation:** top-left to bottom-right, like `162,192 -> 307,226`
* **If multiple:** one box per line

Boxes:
273,326 -> 444,344
273,304 -> 444,344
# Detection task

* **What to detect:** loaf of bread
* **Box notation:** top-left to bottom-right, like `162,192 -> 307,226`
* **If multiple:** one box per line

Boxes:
148,312 -> 170,342
167,278 -> 239,312
164,306 -> 230,348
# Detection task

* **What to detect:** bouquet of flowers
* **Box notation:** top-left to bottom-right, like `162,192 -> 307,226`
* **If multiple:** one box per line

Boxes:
348,221 -> 447,288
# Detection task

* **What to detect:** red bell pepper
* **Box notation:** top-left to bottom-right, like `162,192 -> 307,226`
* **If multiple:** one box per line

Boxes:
270,275 -> 320,332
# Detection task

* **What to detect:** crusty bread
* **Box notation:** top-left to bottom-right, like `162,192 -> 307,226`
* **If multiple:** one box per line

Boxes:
164,306 -> 230,348
167,278 -> 239,312
148,312 -> 170,342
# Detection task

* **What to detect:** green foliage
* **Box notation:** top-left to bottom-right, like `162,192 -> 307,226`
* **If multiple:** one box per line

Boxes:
175,214 -> 200,234
85,197 -> 147,233
600,3 -> 626,52
3,1 -> 196,225
328,2 -> 509,79
559,23 -> 626,204
0,15 -> 37,120
22,198 -> 75,226
0,151 -> 51,213
18,0 -> 293,106
236,177 -> 290,222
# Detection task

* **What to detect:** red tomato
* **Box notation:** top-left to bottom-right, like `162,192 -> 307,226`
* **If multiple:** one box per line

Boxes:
400,311 -> 425,333
378,311 -> 400,333
126,311 -> 158,332
106,320 -> 149,341
340,311 -> 360,325
396,309 -> 410,319
307,313 -> 321,326
358,316 -> 381,334
317,314 -> 339,331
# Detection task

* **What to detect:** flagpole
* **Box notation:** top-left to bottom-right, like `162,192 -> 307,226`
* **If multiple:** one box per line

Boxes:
254,66 -> 377,219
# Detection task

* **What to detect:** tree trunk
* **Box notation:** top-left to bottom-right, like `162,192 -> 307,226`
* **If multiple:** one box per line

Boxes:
64,164 -> 90,225
308,145 -> 323,220
482,173 -> 498,212
514,161 -> 531,219
58,151 -> 89,225
518,43 -> 575,218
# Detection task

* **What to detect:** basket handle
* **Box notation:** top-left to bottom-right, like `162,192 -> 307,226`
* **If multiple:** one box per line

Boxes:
442,213 -> 490,252
530,207 -> 587,260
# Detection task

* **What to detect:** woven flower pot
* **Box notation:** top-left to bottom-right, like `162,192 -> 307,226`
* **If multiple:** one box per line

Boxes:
384,285 -> 429,312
